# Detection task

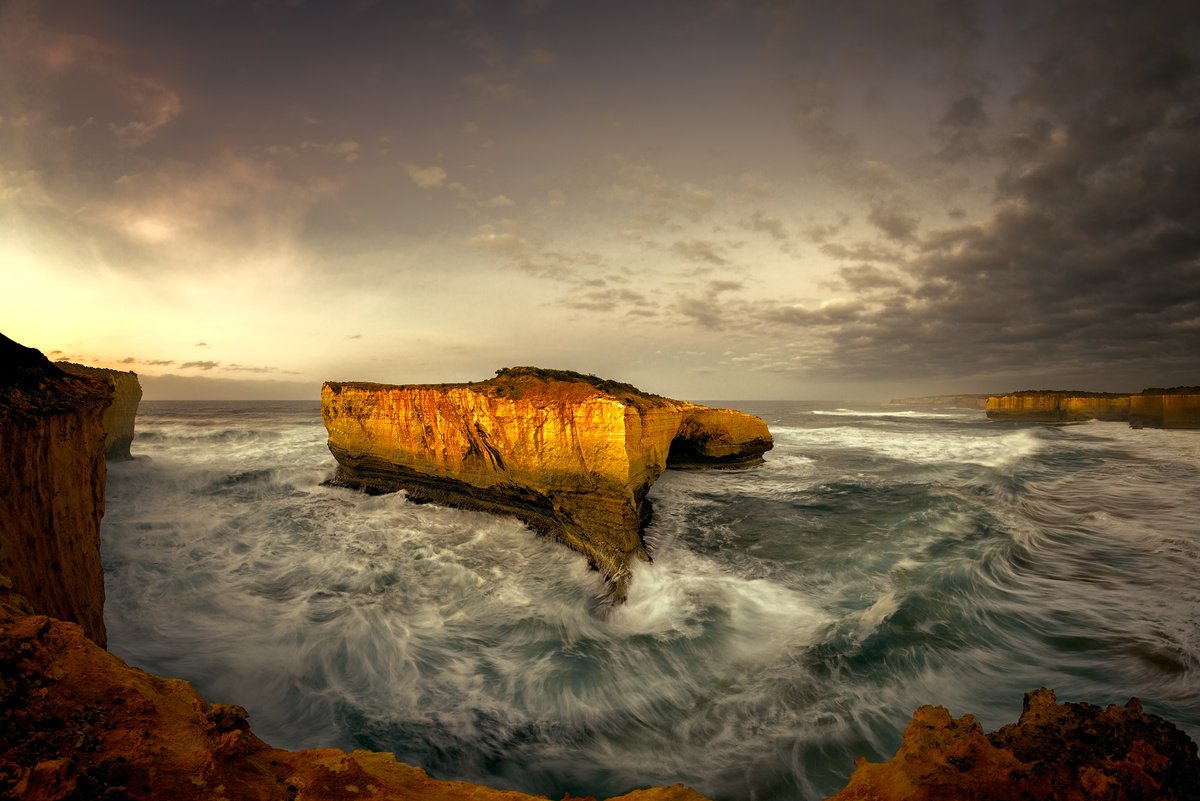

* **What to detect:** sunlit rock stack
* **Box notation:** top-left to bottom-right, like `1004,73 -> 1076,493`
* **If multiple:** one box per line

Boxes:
829,688 -> 1200,800
985,388 -> 1200,428
321,367 -> 774,600
57,362 -> 143,460
0,333 -> 109,648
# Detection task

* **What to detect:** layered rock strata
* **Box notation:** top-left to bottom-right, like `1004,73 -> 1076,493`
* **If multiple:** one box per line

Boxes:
1129,391 -> 1200,429
985,391 -> 1131,423
57,362 -> 143,460
0,333 -> 109,647
322,367 -> 773,599
986,389 -> 1200,428
829,688 -> 1200,800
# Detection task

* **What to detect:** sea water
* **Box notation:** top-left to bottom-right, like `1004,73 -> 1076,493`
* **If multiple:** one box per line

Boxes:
100,400 -> 1200,800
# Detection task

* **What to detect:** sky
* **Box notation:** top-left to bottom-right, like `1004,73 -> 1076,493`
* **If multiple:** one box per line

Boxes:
1,0 -> 1197,401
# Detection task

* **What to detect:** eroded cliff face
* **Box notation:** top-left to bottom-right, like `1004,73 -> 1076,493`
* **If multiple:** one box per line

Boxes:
986,390 -> 1200,428
985,392 -> 1131,422
322,368 -> 772,600
829,688 -> 1200,800
0,334 -> 109,648
57,363 -> 143,460
1129,393 -> 1200,429
0,585 -> 710,801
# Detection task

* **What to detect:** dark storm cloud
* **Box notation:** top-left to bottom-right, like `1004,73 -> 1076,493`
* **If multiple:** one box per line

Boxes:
935,92 -> 991,163
180,360 -> 220,370
776,0 -> 1200,385
772,0 -> 986,188
866,198 -> 920,242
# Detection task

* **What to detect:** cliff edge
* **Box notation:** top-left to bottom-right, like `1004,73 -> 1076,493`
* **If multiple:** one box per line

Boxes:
0,333 -> 109,648
985,388 -> 1200,428
322,367 -> 773,601
57,363 -> 143,460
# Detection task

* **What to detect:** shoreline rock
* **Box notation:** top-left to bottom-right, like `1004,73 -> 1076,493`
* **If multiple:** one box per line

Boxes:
830,688 -> 1200,800
985,388 -> 1200,428
321,367 -> 773,601
57,363 -> 143,460
0,333 -> 109,647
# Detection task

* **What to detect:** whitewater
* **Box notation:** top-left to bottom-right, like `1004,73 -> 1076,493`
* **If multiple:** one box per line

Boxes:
100,400 -> 1200,800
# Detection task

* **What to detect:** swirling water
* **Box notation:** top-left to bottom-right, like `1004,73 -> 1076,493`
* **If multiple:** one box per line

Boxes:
101,400 -> 1200,800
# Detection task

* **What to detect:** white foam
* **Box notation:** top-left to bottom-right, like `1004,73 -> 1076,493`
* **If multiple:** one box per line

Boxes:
812,408 -> 968,419
772,424 -> 1044,468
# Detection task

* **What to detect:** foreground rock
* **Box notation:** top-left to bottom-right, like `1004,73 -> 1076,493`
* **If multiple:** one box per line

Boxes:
0,586 -> 709,801
322,367 -> 772,600
57,362 -> 143,460
0,333 -> 109,647
986,388 -> 1200,428
830,688 -> 1200,800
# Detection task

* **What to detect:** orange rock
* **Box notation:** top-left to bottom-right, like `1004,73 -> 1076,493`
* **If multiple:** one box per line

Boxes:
985,388 -> 1200,428
57,363 -> 143,460
0,333 -> 109,648
828,688 -> 1200,800
322,368 -> 772,600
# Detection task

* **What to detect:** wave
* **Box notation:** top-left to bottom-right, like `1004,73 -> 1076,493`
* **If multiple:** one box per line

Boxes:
811,408 -> 968,419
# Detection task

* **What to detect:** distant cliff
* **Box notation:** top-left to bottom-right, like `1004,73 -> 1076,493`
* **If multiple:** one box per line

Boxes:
0,333 -> 109,647
322,367 -> 773,601
889,394 -> 992,409
985,388 -> 1200,428
57,362 -> 142,460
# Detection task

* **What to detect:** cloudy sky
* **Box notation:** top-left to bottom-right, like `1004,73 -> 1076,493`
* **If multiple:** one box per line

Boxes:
2,0 -> 1197,400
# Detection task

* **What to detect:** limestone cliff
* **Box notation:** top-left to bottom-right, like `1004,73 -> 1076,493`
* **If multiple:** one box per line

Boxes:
829,688 -> 1200,800
0,333 -> 109,647
322,367 -> 773,600
57,362 -> 143,460
986,389 -> 1200,428
985,391 -> 1131,422
1129,390 -> 1200,429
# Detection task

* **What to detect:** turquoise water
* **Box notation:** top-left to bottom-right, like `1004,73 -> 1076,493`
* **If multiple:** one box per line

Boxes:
101,400 -> 1200,799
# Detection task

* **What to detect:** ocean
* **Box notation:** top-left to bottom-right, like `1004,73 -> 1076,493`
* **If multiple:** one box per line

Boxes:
100,400 -> 1200,800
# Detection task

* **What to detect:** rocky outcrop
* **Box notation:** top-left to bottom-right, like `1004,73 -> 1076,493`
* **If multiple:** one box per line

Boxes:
322,367 -> 772,600
829,688 -> 1200,801
0,585 -> 711,801
57,363 -> 142,460
1129,391 -> 1200,429
985,391 -> 1131,423
986,389 -> 1200,428
888,394 -> 992,409
0,333 -> 109,648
